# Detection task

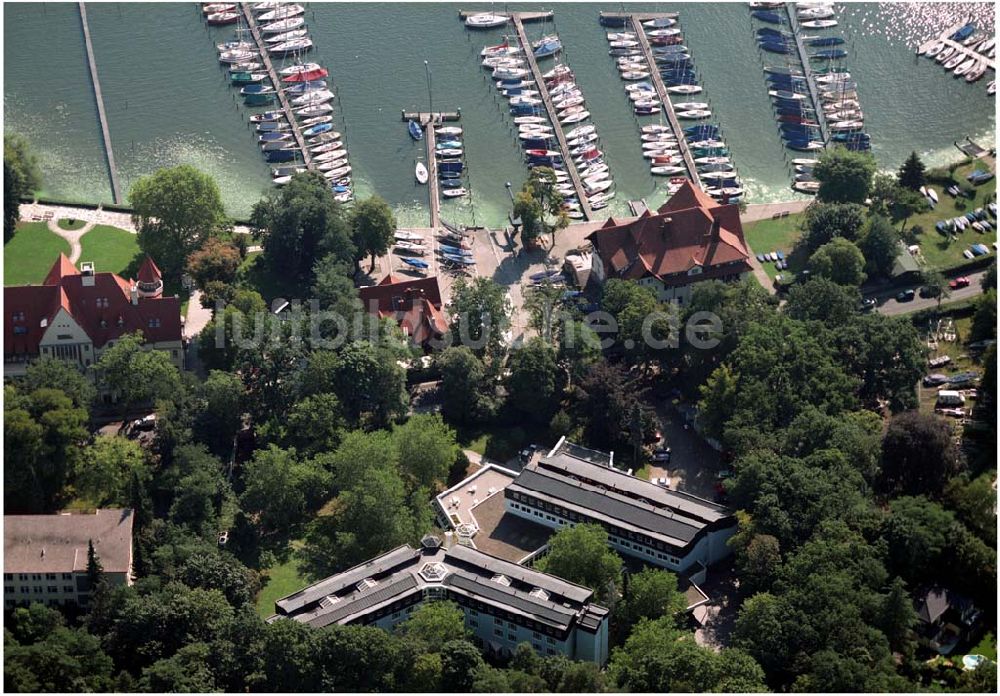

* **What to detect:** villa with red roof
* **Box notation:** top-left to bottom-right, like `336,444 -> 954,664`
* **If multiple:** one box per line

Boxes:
4,255 -> 184,378
358,274 -> 449,349
586,181 -> 752,305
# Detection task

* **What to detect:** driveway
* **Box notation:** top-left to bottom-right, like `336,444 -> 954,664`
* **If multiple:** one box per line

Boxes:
875,270 -> 988,316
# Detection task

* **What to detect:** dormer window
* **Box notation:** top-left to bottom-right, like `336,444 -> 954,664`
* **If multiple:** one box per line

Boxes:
148,318 -> 161,328
95,297 -> 109,309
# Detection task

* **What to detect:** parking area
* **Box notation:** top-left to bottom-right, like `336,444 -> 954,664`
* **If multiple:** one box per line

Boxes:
649,406 -> 725,501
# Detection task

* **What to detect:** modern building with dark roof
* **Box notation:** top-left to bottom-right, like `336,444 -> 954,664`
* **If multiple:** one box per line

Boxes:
272,537 -> 610,664
4,255 -> 183,378
357,274 -> 448,349
586,181 -> 751,304
3,508 -> 135,609
504,438 -> 736,573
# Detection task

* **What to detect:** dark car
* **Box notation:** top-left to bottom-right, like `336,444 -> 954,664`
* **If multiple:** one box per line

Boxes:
922,373 -> 950,387
919,285 -> 940,299
896,289 -> 916,302
651,447 -> 671,463
859,297 -> 877,312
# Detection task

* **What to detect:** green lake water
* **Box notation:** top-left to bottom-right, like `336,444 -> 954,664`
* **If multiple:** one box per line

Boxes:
4,2 -> 995,226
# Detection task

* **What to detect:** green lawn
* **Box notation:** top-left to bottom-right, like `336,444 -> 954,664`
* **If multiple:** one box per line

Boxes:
743,213 -> 805,280
255,544 -> 309,618
909,160 -> 997,271
78,225 -> 141,277
57,218 -> 87,231
4,222 -> 71,285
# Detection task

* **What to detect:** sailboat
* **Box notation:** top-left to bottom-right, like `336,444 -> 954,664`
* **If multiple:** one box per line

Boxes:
415,161 -> 429,184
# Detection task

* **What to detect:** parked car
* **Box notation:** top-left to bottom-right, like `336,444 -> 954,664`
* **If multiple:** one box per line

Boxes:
654,477 -> 669,488
131,414 -> 157,432
715,469 -> 734,480
948,371 -> 980,387
949,276 -> 971,289
919,285 -> 940,298
859,297 -> 877,312
922,373 -> 950,387
651,447 -> 671,463
896,288 -> 916,302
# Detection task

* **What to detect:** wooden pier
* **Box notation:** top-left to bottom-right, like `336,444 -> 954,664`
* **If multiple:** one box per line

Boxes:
78,2 -> 122,204
600,11 -> 678,22
424,122 -> 442,230
239,3 -> 313,169
629,15 -> 701,188
783,4 -> 830,145
402,111 -> 461,123
510,14 -> 594,221
932,18 -> 996,72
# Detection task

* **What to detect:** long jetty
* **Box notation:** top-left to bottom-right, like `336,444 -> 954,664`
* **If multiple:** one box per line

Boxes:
783,4 -> 830,145
78,2 -> 122,204
510,14 -> 593,221
239,3 -> 313,169
628,15 -> 701,188
424,120 -> 442,230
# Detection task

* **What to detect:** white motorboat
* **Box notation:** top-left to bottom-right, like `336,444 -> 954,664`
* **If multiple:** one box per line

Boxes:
514,116 -> 548,125
640,124 -> 672,133
944,53 -> 965,70
465,13 -> 508,29
794,181 -> 820,194
676,109 -> 711,119
924,41 -> 946,57
935,46 -> 957,63
621,71 -> 650,81
953,58 -> 977,76
435,126 -> 463,136
673,102 -> 709,110
650,165 -> 686,175
415,161 -> 429,185
442,188 -> 468,198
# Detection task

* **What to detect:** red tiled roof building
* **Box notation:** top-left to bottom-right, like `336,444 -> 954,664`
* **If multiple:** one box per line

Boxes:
4,255 -> 184,377
586,181 -> 752,304
358,274 -> 449,349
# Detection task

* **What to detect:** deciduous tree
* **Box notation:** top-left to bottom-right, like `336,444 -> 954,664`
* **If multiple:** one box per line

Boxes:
129,164 -> 228,279
813,147 -> 877,204
536,523 -> 622,602
880,411 -> 962,497
448,276 -> 511,361
809,237 -> 867,286
350,195 -> 396,273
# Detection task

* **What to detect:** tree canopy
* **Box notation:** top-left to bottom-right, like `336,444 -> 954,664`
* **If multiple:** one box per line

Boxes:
129,164 -> 229,279
812,147 -> 877,204
4,134 -> 42,242
350,195 -> 396,272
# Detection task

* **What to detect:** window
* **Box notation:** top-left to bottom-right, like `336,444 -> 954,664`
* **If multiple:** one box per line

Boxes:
62,573 -> 72,580
494,628 -> 503,637
31,574 -> 41,581
3,573 -> 11,581
45,573 -> 56,580
12,311 -> 25,321
47,586 -> 57,593
95,297 -> 109,309
32,587 -> 42,594
532,631 -> 541,639
63,586 -> 73,593
13,326 -> 27,335
19,574 -> 28,581
546,637 -> 555,645
20,587 -> 29,594
469,619 -> 478,628
508,633 -> 516,642
149,318 -> 161,328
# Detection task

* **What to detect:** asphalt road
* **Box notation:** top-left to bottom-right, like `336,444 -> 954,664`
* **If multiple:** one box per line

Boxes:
875,270 -> 988,316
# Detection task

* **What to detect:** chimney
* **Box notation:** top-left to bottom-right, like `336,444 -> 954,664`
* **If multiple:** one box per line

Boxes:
710,215 -> 721,238
130,284 -> 139,305
80,261 -> 96,287
661,216 -> 672,243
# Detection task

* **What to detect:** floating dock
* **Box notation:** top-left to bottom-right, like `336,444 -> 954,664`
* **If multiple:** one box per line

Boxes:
401,111 -> 461,123
600,11 -> 678,22
239,2 -> 313,170
78,2 -> 122,204
783,5 -> 830,145
629,15 -> 701,188
510,13 -> 594,221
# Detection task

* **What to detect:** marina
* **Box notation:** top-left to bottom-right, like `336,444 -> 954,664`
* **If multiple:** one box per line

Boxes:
508,12 -> 595,220
626,13 -> 702,188
784,4 -> 832,146
238,2 -> 314,170
4,3 -> 994,222
916,16 -> 995,92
